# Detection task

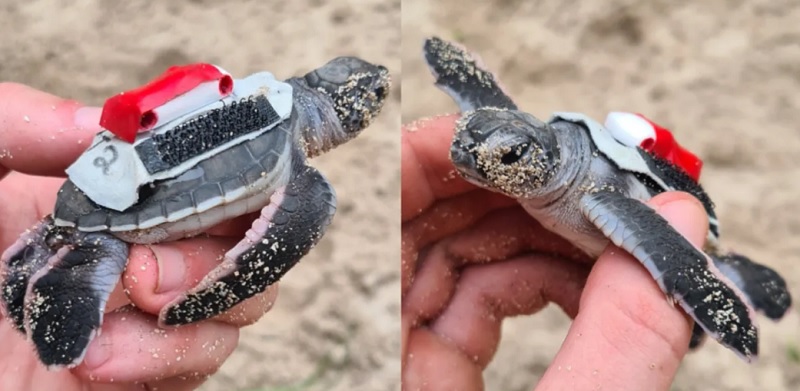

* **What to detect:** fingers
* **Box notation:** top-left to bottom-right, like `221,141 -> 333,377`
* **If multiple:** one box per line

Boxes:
204,211 -> 259,237
402,205 -> 588,347
430,256 -> 588,368
0,83 -> 100,177
402,190 -> 515,294
403,255 -> 589,390
122,238 -> 278,327
404,328 -> 485,391
445,206 -> 590,264
537,192 -> 708,391
0,173 -> 65,250
402,245 -> 458,332
402,114 -> 476,222
72,309 -> 238,383
402,195 -> 590,379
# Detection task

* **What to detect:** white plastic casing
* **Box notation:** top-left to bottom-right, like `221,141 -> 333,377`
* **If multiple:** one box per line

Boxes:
603,111 -> 656,148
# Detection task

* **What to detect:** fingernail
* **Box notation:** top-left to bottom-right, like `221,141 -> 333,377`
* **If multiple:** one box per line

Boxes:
73,106 -> 102,130
152,245 -> 187,294
82,334 -> 111,369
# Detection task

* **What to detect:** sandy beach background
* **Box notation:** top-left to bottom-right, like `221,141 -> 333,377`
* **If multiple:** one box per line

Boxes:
402,0 -> 800,390
3,0 -> 800,390
0,1 -> 400,390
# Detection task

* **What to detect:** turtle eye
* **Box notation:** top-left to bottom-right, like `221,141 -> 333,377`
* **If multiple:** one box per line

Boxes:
501,143 -> 529,165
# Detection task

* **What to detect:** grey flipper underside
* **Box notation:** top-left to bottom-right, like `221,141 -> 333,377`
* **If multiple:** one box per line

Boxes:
1,215 -> 128,369
160,165 -> 336,326
580,191 -> 758,361
423,37 -> 517,112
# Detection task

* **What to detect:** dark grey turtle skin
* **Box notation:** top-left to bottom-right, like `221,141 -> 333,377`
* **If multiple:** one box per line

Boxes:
0,57 -> 390,369
423,36 -> 791,361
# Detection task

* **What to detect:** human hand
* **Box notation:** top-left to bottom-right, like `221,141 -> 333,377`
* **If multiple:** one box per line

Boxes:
401,114 -> 707,390
0,83 -> 277,391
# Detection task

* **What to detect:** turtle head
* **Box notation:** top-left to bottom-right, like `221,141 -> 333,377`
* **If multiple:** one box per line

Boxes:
450,109 -> 560,199
305,56 -> 391,136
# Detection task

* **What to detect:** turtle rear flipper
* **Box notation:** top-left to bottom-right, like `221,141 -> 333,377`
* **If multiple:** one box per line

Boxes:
423,37 -> 517,111
160,165 -> 336,326
580,191 -> 759,361
689,324 -> 707,349
1,216 -> 128,369
686,252 -> 792,350
710,253 -> 792,320
1,218 -> 59,332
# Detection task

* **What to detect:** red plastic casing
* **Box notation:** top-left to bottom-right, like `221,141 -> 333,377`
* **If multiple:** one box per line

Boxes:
99,63 -> 232,143
635,113 -> 703,182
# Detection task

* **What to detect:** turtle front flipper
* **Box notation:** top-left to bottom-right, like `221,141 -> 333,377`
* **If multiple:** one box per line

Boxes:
579,191 -> 759,361
423,37 -> 517,111
1,215 -> 129,369
160,165 -> 336,326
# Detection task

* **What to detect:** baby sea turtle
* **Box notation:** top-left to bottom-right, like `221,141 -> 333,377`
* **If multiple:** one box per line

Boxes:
423,36 -> 790,361
1,57 -> 390,368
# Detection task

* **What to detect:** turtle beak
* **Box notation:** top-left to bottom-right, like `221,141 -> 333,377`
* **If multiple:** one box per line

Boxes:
450,145 -> 475,170
449,140 -> 485,183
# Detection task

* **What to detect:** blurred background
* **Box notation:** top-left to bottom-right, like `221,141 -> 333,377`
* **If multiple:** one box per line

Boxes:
0,1 -> 400,390
402,0 -> 800,390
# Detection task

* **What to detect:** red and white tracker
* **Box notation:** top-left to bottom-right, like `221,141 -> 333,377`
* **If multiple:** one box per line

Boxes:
100,63 -> 234,143
605,111 -> 704,182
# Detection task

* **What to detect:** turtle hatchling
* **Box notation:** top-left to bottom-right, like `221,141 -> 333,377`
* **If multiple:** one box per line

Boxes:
1,57 -> 390,368
423,36 -> 791,361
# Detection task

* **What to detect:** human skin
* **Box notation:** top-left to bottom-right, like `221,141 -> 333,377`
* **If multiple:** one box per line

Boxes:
401,114 -> 703,390
0,83 -> 278,391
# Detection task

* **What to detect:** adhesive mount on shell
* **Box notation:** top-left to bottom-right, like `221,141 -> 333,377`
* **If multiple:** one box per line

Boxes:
604,111 -> 703,181
135,95 -> 281,174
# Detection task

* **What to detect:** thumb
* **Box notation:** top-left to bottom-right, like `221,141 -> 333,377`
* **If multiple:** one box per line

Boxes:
537,192 -> 709,391
0,83 -> 101,177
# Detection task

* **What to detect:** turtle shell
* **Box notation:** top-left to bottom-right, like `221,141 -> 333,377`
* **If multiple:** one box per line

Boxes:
53,123 -> 294,236
64,71 -> 293,212
55,72 -> 297,235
